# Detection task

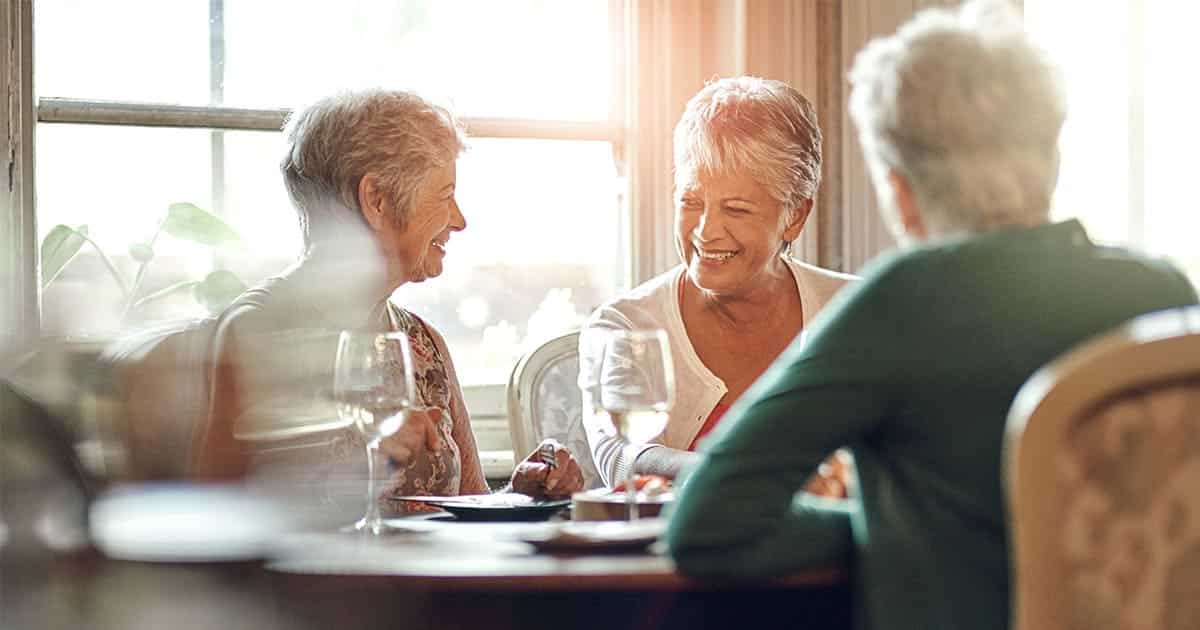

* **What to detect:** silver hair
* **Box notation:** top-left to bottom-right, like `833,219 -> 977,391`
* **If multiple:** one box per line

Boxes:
280,89 -> 466,247
848,0 -> 1067,236
673,76 -> 823,215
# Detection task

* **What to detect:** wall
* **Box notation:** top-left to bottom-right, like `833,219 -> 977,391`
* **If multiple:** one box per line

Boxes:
836,0 -> 963,272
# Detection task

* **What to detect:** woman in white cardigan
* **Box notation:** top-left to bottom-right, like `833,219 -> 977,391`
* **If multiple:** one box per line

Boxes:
580,77 -> 855,488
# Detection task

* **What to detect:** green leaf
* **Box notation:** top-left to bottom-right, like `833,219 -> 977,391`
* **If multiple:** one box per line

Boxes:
40,224 -> 89,288
193,270 -> 247,314
164,203 -> 242,246
128,242 -> 155,263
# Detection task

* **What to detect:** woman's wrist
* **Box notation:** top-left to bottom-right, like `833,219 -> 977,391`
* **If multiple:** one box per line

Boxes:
632,445 -> 699,479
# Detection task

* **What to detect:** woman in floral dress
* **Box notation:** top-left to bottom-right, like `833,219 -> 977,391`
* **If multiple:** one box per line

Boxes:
193,89 -> 583,511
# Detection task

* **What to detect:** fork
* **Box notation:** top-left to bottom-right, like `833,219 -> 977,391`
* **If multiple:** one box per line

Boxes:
539,442 -> 558,469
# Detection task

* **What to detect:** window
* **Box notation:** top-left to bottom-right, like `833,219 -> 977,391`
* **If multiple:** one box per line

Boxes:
1025,2 -> 1200,283
33,0 -> 627,384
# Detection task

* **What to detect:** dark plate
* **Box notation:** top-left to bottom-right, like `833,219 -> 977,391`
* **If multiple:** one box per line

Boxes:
433,499 -> 571,522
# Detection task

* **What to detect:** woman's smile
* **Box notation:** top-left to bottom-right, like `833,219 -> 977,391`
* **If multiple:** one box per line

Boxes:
693,244 -> 739,264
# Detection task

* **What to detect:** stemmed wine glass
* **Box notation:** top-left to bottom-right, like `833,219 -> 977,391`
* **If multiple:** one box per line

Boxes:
333,330 -> 416,535
594,329 -> 675,520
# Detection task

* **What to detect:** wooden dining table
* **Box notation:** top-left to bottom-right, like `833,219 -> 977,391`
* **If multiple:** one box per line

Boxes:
266,518 -> 851,630
7,491 -> 850,630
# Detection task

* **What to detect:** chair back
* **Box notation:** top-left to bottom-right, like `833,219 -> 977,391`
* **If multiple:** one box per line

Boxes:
1006,306 -> 1200,630
507,331 -> 600,488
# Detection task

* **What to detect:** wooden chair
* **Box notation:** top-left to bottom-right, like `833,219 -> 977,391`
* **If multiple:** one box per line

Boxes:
1005,306 -> 1200,630
506,331 -> 601,488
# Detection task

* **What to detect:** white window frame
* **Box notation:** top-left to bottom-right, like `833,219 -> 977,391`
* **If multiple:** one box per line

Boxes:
1,0 -> 37,366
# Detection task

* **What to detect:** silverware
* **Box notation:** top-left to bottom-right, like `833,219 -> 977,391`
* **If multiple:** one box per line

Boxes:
538,442 -> 558,469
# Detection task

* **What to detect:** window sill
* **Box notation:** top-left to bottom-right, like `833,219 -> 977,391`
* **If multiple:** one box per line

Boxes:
480,449 -> 516,481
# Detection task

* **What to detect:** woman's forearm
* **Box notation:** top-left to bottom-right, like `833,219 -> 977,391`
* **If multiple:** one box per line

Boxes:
632,445 -> 701,479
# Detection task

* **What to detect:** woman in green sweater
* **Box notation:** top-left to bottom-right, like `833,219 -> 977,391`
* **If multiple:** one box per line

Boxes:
665,3 -> 1199,630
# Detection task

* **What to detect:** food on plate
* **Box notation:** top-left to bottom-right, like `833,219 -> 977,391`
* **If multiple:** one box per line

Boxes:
611,474 -> 672,497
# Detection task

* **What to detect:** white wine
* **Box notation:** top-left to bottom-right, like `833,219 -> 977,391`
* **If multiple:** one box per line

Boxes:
607,409 -> 669,445
337,388 -> 409,443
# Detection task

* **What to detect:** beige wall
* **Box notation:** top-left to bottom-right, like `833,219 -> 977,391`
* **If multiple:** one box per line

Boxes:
837,0 -> 962,272
625,0 -> 833,279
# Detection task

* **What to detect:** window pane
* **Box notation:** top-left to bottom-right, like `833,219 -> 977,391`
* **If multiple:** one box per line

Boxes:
37,0 -> 615,121
223,0 -> 613,120
1025,2 -> 1130,244
1027,2 -> 1200,284
36,124 -> 300,338
37,128 -> 627,386
36,0 -> 211,105
1144,2 -> 1200,281
394,138 -> 625,384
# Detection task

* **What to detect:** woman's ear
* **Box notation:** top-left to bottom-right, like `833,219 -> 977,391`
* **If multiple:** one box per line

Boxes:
357,174 -> 388,233
782,197 -> 814,244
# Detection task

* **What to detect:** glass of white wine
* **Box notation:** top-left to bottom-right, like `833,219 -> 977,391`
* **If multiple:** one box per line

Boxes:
597,329 -> 674,520
333,330 -> 415,535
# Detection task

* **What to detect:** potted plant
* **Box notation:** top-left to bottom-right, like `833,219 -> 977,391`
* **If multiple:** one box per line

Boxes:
40,202 -> 248,323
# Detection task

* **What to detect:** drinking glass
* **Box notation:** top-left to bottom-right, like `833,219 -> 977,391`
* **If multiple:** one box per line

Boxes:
595,329 -> 674,520
333,330 -> 415,534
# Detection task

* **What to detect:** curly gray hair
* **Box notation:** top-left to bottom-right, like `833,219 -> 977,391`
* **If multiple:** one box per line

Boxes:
281,89 -> 466,247
673,76 -> 823,215
848,0 -> 1066,236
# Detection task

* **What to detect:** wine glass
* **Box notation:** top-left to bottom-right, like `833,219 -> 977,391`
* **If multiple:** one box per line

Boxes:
595,329 -> 675,520
333,330 -> 415,535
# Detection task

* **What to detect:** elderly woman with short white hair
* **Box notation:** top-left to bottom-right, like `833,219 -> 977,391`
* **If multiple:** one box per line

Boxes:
194,89 -> 584,512
667,2 -> 1196,629
579,77 -> 855,491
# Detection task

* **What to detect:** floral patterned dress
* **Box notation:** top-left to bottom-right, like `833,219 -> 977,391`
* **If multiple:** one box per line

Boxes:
376,305 -> 464,509
318,300 -> 490,514
321,302 -> 467,509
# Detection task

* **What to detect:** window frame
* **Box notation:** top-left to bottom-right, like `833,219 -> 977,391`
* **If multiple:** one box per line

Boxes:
7,0 -> 637,476
8,0 -> 635,359
1,0 -> 37,365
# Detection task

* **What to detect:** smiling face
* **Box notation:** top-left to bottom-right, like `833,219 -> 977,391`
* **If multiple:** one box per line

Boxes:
394,161 -> 464,284
674,168 -> 808,299
363,161 -> 465,287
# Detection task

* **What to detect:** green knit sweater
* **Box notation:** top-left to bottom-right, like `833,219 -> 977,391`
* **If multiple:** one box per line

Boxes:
666,220 -> 1198,630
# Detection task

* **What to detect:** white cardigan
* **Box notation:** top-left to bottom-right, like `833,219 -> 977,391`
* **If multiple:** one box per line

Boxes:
578,256 -> 856,486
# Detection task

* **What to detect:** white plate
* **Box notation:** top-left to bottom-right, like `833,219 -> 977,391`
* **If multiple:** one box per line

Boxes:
518,519 -> 667,553
90,483 -> 287,562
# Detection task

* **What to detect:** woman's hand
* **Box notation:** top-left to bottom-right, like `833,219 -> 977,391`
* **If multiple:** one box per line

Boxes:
509,439 -> 584,500
379,407 -> 443,466
804,449 -> 852,499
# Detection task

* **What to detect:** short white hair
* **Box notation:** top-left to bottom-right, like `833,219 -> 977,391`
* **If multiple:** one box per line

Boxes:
848,0 -> 1066,235
674,76 -> 822,214
281,89 -> 466,247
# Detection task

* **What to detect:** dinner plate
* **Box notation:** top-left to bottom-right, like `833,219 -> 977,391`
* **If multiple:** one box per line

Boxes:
518,519 -> 666,553
90,483 -> 287,562
394,494 -> 571,522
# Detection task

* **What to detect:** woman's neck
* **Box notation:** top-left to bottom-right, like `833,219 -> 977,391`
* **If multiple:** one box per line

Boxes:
288,244 -> 395,323
684,259 -> 798,328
